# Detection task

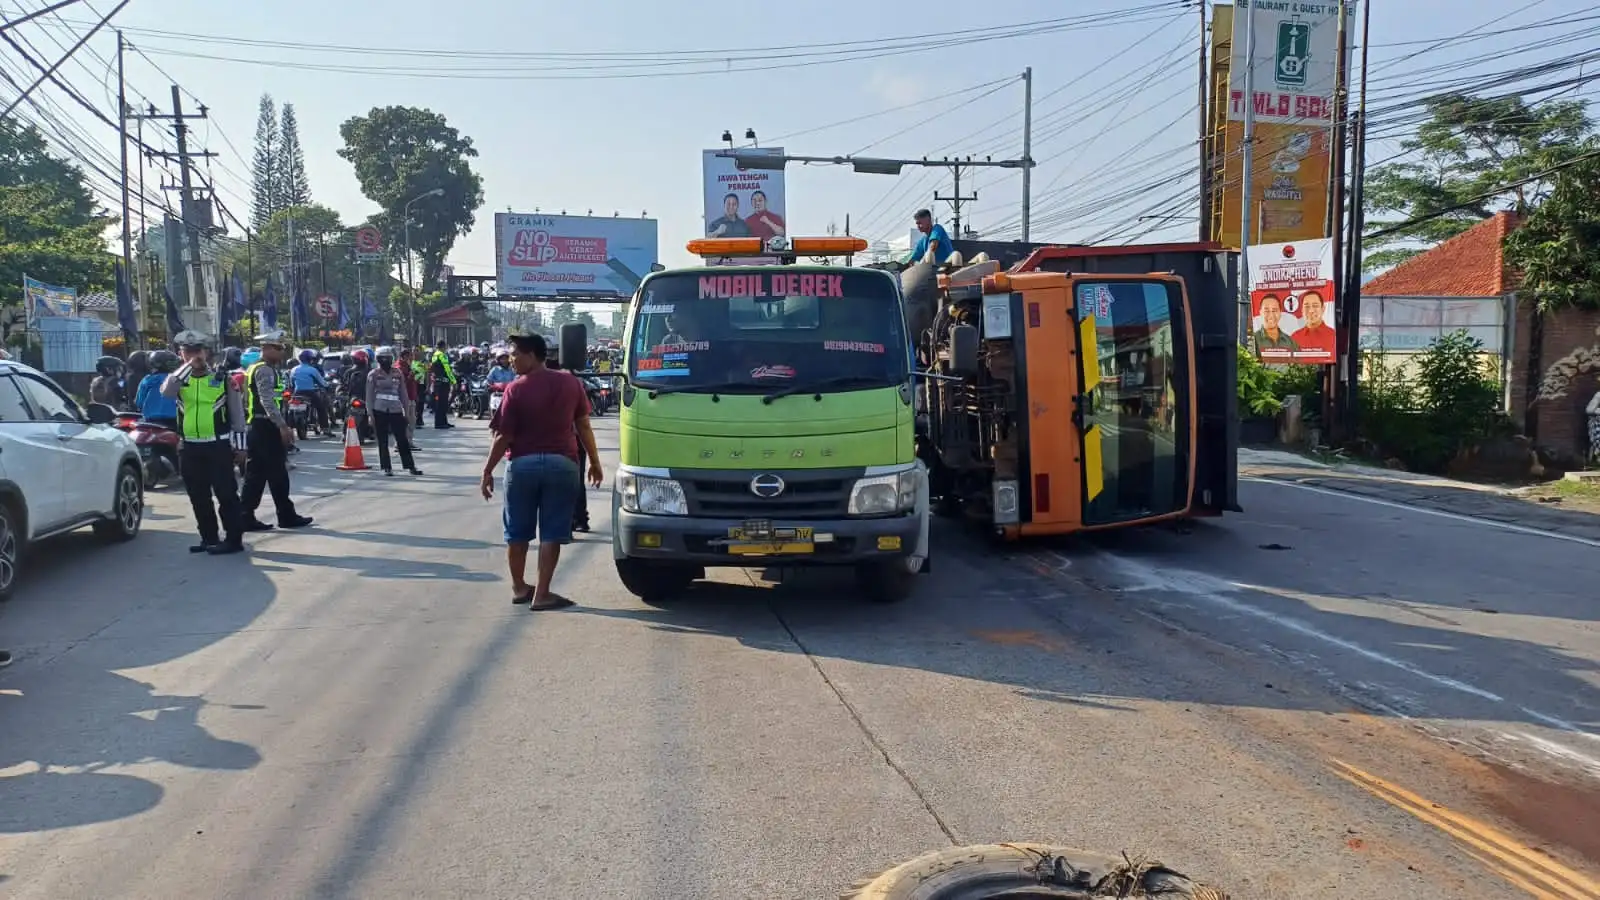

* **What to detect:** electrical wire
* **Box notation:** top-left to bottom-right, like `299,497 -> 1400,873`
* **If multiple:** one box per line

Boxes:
763,76 -> 1017,144
27,4 -> 1185,62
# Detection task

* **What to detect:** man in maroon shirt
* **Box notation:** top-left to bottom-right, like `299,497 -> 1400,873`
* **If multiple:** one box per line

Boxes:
482,333 -> 604,609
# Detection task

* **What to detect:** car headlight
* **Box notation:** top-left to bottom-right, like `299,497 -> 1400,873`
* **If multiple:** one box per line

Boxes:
617,472 -> 687,515
848,469 -> 918,516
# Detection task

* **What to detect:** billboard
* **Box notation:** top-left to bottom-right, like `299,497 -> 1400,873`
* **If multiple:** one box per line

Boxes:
1212,1 -> 1343,248
702,147 -> 787,263
494,213 -> 659,297
1247,238 -> 1336,365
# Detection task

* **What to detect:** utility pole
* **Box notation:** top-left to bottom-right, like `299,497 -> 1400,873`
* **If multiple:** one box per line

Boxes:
1342,0 -> 1373,434
134,86 -> 218,332
116,30 -> 134,347
1196,1 -> 1212,243
1325,0 -> 1351,440
1237,0 -> 1260,343
1021,67 -> 1034,243
934,161 -> 979,237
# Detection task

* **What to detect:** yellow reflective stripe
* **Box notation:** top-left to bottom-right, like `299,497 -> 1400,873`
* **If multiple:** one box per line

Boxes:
1082,424 -> 1104,503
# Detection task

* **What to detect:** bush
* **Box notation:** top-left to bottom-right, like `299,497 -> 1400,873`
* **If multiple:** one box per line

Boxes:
1237,345 -> 1282,417
1357,330 -> 1503,472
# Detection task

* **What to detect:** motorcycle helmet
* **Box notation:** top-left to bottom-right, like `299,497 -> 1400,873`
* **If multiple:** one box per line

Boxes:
95,355 -> 123,377
351,349 -> 371,366
298,348 -> 318,365
148,349 -> 181,373
375,346 -> 395,369
126,349 -> 149,372
222,346 -> 243,371
240,348 -> 262,368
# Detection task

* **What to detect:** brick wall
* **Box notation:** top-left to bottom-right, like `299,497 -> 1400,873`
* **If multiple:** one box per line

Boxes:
1509,299 -> 1600,465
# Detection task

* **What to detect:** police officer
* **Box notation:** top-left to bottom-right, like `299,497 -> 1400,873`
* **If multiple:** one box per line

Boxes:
161,330 -> 249,555
429,340 -> 457,429
239,329 -> 314,532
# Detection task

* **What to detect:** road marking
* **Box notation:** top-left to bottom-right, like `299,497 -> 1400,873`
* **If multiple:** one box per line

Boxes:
1242,476 -> 1600,550
1332,760 -> 1600,900
1088,552 -> 1600,781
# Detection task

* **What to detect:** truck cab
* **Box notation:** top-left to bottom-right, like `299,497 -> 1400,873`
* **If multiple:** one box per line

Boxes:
914,242 -> 1239,537
612,236 -> 931,603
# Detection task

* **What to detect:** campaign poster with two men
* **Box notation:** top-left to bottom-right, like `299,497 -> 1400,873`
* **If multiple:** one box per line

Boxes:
701,148 -> 788,243
1248,238 -> 1337,365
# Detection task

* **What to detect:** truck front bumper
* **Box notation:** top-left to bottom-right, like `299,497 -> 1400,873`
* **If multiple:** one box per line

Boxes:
616,510 -> 921,566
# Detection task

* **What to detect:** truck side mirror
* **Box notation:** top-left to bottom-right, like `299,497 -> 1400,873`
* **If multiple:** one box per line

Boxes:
949,324 -> 979,378
559,322 -> 588,372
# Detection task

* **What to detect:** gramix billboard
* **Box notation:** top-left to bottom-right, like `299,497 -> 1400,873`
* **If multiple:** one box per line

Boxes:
494,213 -> 659,298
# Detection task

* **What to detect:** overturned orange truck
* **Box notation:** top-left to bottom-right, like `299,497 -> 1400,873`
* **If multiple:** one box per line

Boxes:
906,242 -> 1240,538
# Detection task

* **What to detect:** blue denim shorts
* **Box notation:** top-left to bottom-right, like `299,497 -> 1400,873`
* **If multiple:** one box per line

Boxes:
502,453 -> 580,545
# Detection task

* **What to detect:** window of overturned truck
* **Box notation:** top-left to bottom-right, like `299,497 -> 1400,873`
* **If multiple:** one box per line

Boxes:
627,268 -> 910,393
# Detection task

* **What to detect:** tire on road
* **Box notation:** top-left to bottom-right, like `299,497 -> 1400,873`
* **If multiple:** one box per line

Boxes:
854,557 -> 919,603
0,499 -> 22,602
615,558 -> 697,604
93,464 -> 144,543
843,843 -> 1229,900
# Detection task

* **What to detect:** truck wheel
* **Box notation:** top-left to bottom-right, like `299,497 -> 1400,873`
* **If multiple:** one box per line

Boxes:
854,557 -> 919,603
842,843 -> 1228,900
615,558 -> 697,604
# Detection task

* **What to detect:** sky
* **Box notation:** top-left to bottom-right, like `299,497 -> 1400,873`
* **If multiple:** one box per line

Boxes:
3,0 -> 1597,290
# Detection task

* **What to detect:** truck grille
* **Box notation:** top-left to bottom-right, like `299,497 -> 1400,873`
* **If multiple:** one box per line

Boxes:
679,468 -> 859,518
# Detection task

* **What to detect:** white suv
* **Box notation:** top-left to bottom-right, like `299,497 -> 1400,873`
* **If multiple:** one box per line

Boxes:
0,359 -> 145,600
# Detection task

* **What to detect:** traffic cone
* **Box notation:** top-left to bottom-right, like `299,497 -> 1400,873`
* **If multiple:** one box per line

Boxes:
337,416 -> 370,471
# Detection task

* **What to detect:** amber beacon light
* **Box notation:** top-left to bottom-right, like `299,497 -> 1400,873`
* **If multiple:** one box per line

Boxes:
686,236 -> 869,258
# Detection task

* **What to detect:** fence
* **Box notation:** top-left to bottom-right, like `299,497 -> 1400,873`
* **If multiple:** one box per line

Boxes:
1358,294 -> 1512,406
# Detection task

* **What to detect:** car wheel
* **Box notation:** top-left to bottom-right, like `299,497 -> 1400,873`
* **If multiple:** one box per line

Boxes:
0,502 -> 21,601
93,464 -> 143,543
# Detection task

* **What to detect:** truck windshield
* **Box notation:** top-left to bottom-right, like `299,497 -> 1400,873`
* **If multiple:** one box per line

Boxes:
627,268 -> 909,393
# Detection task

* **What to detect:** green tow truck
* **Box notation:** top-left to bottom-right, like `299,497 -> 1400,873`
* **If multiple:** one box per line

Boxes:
610,236 -> 931,603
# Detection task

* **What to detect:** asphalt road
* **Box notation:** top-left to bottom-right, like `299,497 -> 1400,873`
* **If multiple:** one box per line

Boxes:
2,419 -> 1598,899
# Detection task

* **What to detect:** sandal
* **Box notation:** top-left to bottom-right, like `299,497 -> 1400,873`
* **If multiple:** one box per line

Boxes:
511,588 -> 534,605
529,593 -> 575,611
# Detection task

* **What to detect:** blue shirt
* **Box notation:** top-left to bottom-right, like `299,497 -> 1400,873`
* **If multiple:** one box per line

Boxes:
911,223 -> 954,264
486,366 -> 516,386
136,372 -> 178,420
290,362 -> 328,392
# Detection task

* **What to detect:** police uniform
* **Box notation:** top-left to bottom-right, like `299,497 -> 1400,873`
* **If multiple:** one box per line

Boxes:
162,360 -> 249,552
239,358 -> 310,528
429,347 -> 457,429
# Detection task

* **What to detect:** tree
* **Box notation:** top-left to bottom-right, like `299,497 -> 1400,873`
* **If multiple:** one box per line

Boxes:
1502,145 -> 1600,313
251,95 -> 280,232
337,106 -> 484,293
551,301 -> 576,326
0,116 -> 113,301
279,103 -> 310,207
1362,93 -> 1591,272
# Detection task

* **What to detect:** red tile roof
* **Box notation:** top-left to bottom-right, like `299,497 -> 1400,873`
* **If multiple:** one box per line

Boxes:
1362,211 -> 1521,297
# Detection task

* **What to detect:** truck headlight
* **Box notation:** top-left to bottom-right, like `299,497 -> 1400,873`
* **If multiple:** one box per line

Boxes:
617,472 -> 687,516
993,479 -> 1020,524
849,469 -> 918,516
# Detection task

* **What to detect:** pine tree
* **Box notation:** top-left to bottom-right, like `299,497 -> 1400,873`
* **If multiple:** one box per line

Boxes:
279,103 -> 311,207
250,94 -> 279,232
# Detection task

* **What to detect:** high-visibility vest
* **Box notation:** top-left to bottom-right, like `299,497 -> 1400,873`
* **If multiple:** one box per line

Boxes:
177,370 -> 228,441
244,361 -> 279,423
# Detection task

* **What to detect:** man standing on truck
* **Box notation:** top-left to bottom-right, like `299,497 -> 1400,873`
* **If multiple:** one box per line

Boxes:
909,208 -> 954,265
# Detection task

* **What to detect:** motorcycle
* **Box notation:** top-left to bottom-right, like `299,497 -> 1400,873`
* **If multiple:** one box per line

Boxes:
333,383 -> 374,444
583,376 -> 612,416
488,381 -> 507,416
284,388 -> 316,441
468,376 -> 489,419
114,414 -> 181,489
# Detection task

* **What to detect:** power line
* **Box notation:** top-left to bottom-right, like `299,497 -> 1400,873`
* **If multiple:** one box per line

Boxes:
764,76 -> 1016,143
1364,146 -> 1600,240
32,4 -> 1184,61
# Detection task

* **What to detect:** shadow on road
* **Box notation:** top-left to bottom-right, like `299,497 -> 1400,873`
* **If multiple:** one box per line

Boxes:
0,526 -> 276,834
251,549 -> 498,582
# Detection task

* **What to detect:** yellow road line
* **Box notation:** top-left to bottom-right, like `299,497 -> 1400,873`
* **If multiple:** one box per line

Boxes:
1332,760 -> 1600,900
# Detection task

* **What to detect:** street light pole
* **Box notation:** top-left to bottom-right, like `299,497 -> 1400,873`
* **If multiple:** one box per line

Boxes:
402,187 -> 444,341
